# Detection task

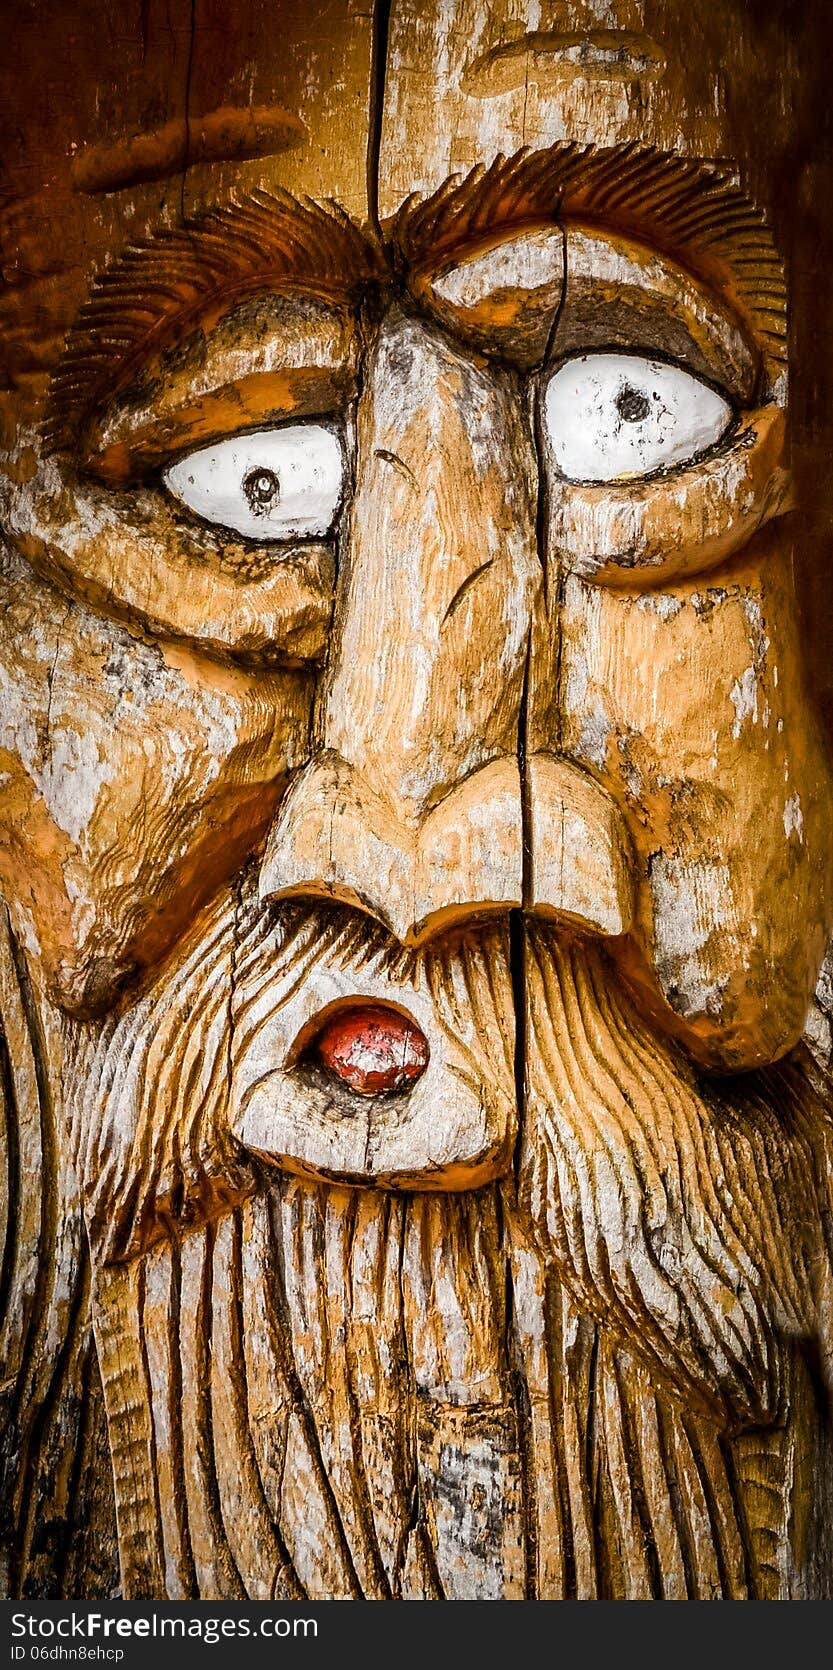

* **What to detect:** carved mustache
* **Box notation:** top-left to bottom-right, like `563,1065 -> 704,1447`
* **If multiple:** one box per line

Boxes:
228,895 -> 516,1191
61,882 -> 516,1260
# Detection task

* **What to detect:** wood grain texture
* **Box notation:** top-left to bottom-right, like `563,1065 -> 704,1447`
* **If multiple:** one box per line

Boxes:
82,1127 -> 833,1597
2,0 -> 833,1608
549,554 -> 833,1068
0,908 -> 117,1598
0,549 -> 312,1016
23,894 -> 833,1600
61,873 -> 517,1245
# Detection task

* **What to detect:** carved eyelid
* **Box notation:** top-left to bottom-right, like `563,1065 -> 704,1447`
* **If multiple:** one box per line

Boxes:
551,225 -> 759,405
416,220 -> 759,404
415,223 -> 566,370
82,293 -> 360,485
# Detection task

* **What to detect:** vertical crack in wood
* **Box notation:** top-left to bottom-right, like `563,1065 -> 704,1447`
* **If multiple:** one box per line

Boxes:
0,943 -> 21,1387
225,1211 -> 305,1598
0,907 -> 118,1597
534,230 -> 568,598
366,0 -> 393,245
543,1272 -> 578,1597
717,1426 -> 756,1598
502,238 -> 576,1586
7,932 -> 60,1528
264,1188 -> 365,1597
194,1220 -> 247,1596
0,978 -> 25,1593
394,1200 -> 445,1599
179,0 -> 198,223
133,1258 -> 165,1586
610,1349 -> 664,1597
339,1192 -> 395,1597
226,869 -> 243,1162
498,1187 -> 537,1597
57,1323 -> 106,1598
20,1261 -> 91,1594
584,1324 -> 604,1588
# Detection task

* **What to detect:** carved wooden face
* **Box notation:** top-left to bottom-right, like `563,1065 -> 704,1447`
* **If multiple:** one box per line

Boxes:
6,1 -> 833,1608
1,0 -> 832,1214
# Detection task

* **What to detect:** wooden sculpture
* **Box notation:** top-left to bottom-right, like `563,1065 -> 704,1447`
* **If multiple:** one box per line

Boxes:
3,0 -> 833,1601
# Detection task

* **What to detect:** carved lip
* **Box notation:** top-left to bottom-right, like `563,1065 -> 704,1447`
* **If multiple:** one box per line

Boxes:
305,1001 -> 430,1097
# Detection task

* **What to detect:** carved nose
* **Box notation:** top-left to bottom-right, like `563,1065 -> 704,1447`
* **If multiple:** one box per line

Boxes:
259,308 -> 635,944
259,749 -> 635,943
259,750 -> 524,943
260,309 -> 540,936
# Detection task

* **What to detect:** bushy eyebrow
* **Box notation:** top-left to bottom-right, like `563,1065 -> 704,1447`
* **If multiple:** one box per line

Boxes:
392,145 -> 787,367
46,192 -> 384,456
47,146 -> 785,460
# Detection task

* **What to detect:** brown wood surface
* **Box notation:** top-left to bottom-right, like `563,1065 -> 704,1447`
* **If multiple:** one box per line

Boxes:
2,0 -> 833,1601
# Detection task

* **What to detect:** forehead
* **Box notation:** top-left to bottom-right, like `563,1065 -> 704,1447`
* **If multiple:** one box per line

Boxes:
0,0 -> 799,423
378,0 -> 754,211
0,0 -> 804,274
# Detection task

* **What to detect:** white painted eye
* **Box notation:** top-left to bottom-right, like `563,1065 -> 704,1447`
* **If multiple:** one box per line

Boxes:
543,353 -> 732,482
164,424 -> 345,540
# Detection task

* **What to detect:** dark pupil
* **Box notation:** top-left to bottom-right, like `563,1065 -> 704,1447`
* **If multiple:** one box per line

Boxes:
615,384 -> 651,423
244,467 -> 280,507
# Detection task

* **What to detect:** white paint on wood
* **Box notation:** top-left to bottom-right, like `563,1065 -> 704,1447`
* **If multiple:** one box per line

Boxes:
650,853 -> 737,1018
164,423 -> 345,540
433,227 -> 564,308
544,352 -> 731,482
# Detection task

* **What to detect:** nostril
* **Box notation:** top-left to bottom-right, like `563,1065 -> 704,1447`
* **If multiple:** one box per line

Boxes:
310,1003 -> 430,1096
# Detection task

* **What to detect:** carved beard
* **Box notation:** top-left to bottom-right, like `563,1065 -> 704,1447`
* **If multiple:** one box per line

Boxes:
54,879 -> 833,1599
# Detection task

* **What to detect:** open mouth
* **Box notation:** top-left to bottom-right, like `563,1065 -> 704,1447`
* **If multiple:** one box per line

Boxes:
226,897 -> 515,1185
307,1001 -> 430,1096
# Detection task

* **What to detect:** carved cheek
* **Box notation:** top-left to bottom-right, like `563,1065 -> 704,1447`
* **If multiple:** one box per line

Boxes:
0,552 -> 312,1016
556,536 -> 833,1068
3,437 -> 338,664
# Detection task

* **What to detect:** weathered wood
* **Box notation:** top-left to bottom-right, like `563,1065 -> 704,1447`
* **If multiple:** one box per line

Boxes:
2,0 -> 833,1605
0,909 -> 117,1598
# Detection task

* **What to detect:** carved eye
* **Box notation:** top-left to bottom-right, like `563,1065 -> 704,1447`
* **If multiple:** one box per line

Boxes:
543,353 -> 732,482
163,423 -> 346,540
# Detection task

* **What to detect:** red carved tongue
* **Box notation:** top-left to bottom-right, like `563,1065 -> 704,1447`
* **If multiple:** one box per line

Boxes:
314,1004 -> 430,1096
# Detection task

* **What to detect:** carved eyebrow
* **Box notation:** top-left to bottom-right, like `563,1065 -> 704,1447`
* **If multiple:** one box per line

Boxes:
46,191 -> 384,456
392,145 -> 787,368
